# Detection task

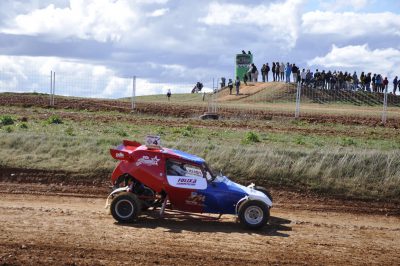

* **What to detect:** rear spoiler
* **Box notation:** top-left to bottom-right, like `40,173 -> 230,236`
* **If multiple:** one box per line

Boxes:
110,140 -> 142,161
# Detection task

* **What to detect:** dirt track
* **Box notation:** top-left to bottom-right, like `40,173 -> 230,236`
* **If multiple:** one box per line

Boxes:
1,183 -> 399,265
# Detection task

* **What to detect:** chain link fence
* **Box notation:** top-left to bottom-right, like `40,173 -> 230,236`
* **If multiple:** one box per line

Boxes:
1,67 -> 399,124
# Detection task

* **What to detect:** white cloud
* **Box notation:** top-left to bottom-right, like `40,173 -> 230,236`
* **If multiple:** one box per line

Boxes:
320,0 -> 369,11
1,0 -> 139,42
200,0 -> 305,48
147,8 -> 169,17
0,55 -> 199,97
308,44 -> 400,76
302,11 -> 400,37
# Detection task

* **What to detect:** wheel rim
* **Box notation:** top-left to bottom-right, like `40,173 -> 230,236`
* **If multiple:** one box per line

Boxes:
115,199 -> 134,219
244,206 -> 264,225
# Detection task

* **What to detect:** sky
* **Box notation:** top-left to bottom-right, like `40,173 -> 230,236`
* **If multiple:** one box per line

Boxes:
0,0 -> 399,98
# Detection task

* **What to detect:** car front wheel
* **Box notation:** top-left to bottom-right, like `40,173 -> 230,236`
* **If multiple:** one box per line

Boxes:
238,200 -> 269,229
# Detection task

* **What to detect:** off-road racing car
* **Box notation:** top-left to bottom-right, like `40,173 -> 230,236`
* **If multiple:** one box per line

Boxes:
106,136 -> 273,229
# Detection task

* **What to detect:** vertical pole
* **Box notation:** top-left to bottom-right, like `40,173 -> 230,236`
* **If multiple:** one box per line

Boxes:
52,72 -> 55,105
382,84 -> 388,124
131,76 -> 136,110
295,82 -> 301,119
50,71 -> 53,105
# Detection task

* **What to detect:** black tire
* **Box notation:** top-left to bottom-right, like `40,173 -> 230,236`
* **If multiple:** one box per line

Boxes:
254,186 -> 273,202
110,192 -> 142,223
238,200 -> 269,229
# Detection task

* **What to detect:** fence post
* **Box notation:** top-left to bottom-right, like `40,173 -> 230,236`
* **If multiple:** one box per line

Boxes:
295,82 -> 301,119
382,84 -> 388,124
52,72 -> 55,106
49,71 -> 53,106
131,76 -> 136,110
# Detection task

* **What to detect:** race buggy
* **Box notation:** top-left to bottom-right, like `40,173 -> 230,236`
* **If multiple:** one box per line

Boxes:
106,136 -> 273,229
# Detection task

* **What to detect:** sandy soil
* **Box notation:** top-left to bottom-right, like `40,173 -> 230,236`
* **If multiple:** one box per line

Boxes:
1,182 -> 399,265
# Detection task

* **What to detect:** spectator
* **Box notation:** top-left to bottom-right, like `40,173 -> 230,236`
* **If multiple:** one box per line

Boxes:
360,72 -> 365,90
235,76 -> 241,95
376,74 -> 383,92
228,78 -> 233,94
280,62 -> 285,81
393,76 -> 398,94
250,63 -> 258,82
352,72 -> 358,91
167,89 -> 171,101
383,77 -> 389,92
297,68 -> 301,84
292,64 -> 298,83
247,66 -> 252,82
243,73 -> 248,86
220,77 -> 226,89
285,63 -> 292,83
372,74 -> 377,92
272,62 -> 276,82
266,63 -> 270,82
261,64 -> 266,82
301,69 -> 306,85
365,73 -> 372,92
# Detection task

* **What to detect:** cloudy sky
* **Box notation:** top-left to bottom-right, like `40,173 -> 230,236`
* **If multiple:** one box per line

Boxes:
0,0 -> 399,97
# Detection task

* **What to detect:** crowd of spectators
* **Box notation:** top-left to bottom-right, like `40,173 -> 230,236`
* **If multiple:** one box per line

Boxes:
242,62 -> 399,95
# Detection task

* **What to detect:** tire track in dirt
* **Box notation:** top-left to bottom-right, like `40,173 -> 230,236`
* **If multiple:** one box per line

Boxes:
0,192 -> 399,265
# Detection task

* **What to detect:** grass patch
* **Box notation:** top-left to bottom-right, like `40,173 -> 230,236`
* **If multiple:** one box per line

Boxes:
0,115 -> 14,126
1,105 -> 400,201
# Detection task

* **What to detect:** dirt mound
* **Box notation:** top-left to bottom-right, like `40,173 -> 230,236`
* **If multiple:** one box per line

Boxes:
1,92 -> 399,127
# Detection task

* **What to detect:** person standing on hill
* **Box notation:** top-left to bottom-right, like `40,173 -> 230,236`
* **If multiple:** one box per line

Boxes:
228,78 -> 233,94
383,77 -> 389,92
276,62 -> 280,81
272,62 -> 276,81
265,63 -> 270,82
291,64 -> 298,83
300,69 -> 306,85
365,73 -> 372,92
250,63 -> 257,82
372,74 -> 377,92
235,76 -> 241,95
393,76 -> 398,94
167,89 -> 171,101
285,63 -> 292,83
352,72 -> 359,90
261,64 -> 266,82
243,73 -> 248,86
360,72 -> 365,90
280,62 -> 285,81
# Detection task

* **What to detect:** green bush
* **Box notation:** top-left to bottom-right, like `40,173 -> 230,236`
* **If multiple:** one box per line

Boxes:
47,115 -> 63,124
0,115 -> 14,126
242,131 -> 260,144
19,123 -> 28,129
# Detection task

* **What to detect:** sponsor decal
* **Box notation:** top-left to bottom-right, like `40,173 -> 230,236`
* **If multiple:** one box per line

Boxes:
177,178 -> 197,186
115,152 -> 125,158
185,192 -> 205,206
136,155 -> 160,166
185,167 -> 203,177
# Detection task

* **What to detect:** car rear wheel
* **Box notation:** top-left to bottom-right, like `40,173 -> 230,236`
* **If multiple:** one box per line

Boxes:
238,200 -> 269,229
110,192 -> 141,223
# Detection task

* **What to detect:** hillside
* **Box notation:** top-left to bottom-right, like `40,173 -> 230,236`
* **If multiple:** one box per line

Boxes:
215,82 -> 400,106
